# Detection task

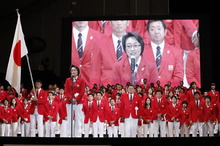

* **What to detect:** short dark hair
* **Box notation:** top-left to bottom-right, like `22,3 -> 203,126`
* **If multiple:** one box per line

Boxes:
138,92 -> 143,97
182,100 -> 188,106
3,98 -> 9,103
190,81 -> 197,87
155,90 -> 163,95
127,84 -> 135,88
69,64 -> 80,76
122,32 -> 145,56
96,91 -> 103,96
171,96 -> 177,100
35,79 -> 42,84
146,20 -> 166,32
87,93 -> 94,97
205,95 -> 211,101
116,93 -> 121,97
194,91 -> 200,96
110,98 -> 115,102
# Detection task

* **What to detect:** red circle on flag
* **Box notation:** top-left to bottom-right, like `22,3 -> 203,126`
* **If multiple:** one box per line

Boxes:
13,40 -> 21,66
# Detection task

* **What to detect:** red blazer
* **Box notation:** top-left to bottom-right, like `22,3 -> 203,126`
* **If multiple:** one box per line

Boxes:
29,89 -> 47,115
64,76 -> 85,104
20,105 -> 31,123
0,106 -> 12,124
11,106 -> 19,123
112,56 -> 158,87
204,103 -> 216,122
54,94 -> 66,103
216,102 -> 220,122
82,101 -> 96,124
21,88 -> 28,98
142,107 -> 154,124
71,25 -> 103,87
93,99 -> 107,123
88,20 -> 133,37
44,100 -> 59,122
187,89 -> 201,103
90,35 -> 127,86
186,48 -> 201,88
143,42 -> 184,87
151,97 -> 167,121
0,90 -> 7,102
179,108 -> 190,125
16,97 -> 24,109
120,93 -> 142,119
106,105 -> 120,126
179,92 -> 189,103
58,101 -> 68,124
208,90 -> 219,104
189,100 -> 207,123
166,104 -> 181,122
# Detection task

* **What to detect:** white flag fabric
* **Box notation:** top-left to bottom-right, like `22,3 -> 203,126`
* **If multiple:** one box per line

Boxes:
5,12 -> 28,93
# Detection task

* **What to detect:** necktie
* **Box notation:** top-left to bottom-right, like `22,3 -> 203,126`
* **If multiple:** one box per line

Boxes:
116,40 -> 123,61
158,99 -> 161,106
98,101 -> 100,109
112,106 -> 114,113
36,89 -> 39,97
89,102 -> 91,109
196,100 -> 199,109
60,95 -> 63,101
77,33 -> 83,60
102,21 -> 105,33
117,100 -> 119,106
156,46 -> 162,72
130,94 -> 132,104
49,101 -> 52,107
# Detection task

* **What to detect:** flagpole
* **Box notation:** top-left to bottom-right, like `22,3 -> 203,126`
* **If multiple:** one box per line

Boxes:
26,54 -> 35,92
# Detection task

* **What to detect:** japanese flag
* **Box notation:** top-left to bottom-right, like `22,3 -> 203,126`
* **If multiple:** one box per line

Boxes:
5,12 -> 28,93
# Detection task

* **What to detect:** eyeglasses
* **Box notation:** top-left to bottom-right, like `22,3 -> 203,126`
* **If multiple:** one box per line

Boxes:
126,44 -> 141,49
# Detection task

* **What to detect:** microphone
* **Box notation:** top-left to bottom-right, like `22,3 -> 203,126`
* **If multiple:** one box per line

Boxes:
130,56 -> 135,72
71,74 -> 75,81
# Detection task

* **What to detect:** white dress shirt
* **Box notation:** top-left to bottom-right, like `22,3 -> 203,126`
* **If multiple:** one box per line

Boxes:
73,25 -> 89,52
151,40 -> 165,61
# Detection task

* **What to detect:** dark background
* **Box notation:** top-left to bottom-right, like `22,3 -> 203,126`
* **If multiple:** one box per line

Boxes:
0,0 -> 218,91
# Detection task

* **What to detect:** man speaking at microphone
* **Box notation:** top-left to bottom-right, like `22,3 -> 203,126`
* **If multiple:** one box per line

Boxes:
112,32 -> 157,87
64,65 -> 85,137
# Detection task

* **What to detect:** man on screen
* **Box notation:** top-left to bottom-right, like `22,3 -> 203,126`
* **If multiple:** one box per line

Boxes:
143,20 -> 184,87
71,21 -> 103,87
91,20 -> 129,86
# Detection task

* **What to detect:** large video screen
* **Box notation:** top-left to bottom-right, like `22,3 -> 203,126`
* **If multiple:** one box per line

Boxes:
71,20 -> 200,88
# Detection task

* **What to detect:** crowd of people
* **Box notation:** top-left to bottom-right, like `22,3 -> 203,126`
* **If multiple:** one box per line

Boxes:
0,78 -> 219,138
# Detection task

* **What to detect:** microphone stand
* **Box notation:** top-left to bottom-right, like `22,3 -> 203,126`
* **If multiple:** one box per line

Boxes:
71,75 -> 74,137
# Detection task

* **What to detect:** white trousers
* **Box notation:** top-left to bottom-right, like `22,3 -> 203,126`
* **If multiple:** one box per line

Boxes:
1,123 -> 10,136
21,122 -> 30,137
203,120 -> 214,137
180,122 -> 189,137
119,121 -> 125,137
60,120 -> 67,137
74,104 -> 83,137
84,119 -> 91,138
45,121 -> 56,137
124,116 -> 138,137
168,121 -> 180,137
153,119 -> 166,137
192,121 -> 204,137
30,107 -> 44,137
66,103 -> 75,137
143,123 -> 153,137
11,122 -> 18,137
93,116 -> 104,137
108,125 -> 118,137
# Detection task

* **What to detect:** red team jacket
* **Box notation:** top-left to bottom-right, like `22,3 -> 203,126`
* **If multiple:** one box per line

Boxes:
44,100 -> 59,122
93,99 -> 107,123
64,76 -> 85,104
0,106 -> 12,124
143,43 -> 184,87
166,103 -> 181,122
29,89 -> 47,115
189,100 -> 207,123
120,92 -> 142,119
106,105 -> 120,126
179,108 -> 190,125
142,106 -> 154,124
151,97 -> 167,121
20,105 -> 31,123
82,101 -> 96,124
112,56 -> 158,87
